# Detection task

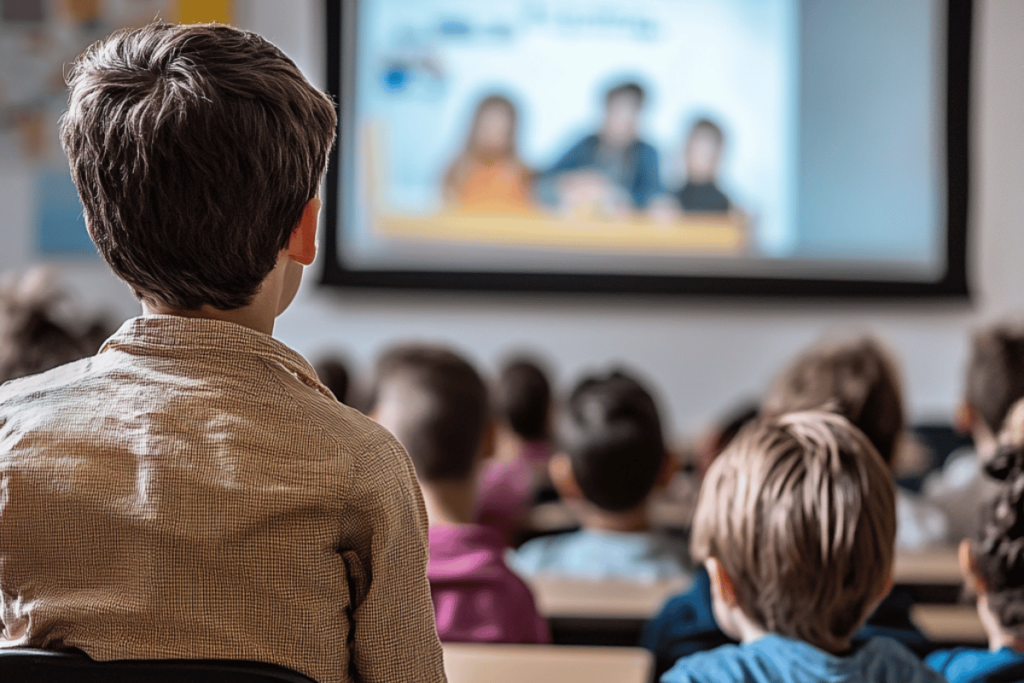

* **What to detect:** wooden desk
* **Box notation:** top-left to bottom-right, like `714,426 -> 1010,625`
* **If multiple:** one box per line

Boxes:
528,576 -> 691,620
443,643 -> 653,683
894,549 -> 962,587
911,603 -> 987,645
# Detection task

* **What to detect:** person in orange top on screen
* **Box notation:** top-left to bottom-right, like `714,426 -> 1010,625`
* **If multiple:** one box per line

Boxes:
442,94 -> 533,213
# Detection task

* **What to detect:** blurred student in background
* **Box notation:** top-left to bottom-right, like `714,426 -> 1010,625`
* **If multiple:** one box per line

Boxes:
694,399 -> 759,478
511,370 -> 692,583
762,335 -> 948,551
537,82 -> 661,216
370,344 -> 549,644
442,94 -> 533,213
676,118 -> 732,214
926,397 -> 1024,682
924,322 -> 1024,543
0,268 -> 111,384
314,354 -> 352,406
660,412 -> 942,683
476,356 -> 555,544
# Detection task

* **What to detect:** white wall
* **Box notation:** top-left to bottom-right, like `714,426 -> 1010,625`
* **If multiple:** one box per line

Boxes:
1,0 -> 1021,437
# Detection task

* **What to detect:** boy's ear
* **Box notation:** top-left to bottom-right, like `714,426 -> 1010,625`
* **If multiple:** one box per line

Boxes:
960,538 -> 986,592
706,557 -> 738,608
549,452 -> 583,500
287,197 -> 321,266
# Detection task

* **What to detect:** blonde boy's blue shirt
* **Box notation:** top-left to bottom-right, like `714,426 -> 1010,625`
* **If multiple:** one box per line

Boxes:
0,316 -> 446,683
661,634 -> 944,683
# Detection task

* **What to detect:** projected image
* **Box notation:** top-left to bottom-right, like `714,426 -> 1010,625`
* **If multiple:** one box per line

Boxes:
345,0 -> 796,271
336,0 -> 945,282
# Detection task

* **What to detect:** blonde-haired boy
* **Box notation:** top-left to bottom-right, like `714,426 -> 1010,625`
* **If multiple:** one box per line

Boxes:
661,411 -> 943,683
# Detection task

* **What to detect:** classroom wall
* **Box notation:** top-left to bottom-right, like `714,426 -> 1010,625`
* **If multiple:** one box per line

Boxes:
0,0 -> 1022,437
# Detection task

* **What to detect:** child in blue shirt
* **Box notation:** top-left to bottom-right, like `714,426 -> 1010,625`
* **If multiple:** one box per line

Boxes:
511,370 -> 693,583
926,397 -> 1024,683
661,411 -> 943,683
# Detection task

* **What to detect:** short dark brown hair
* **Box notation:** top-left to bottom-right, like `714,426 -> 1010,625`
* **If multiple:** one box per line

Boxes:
369,344 -> 489,483
692,411 -> 896,653
60,23 -> 337,311
762,336 -> 904,465
965,322 -> 1024,434
495,356 -> 551,442
559,369 -> 665,512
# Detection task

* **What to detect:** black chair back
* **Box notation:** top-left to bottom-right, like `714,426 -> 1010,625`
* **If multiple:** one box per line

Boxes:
0,648 -> 317,683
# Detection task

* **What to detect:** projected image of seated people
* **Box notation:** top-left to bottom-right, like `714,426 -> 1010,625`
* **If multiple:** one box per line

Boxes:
537,82 -> 659,218
341,0 -> 943,283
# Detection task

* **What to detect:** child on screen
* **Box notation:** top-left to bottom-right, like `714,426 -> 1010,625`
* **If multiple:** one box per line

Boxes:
661,411 -> 943,683
370,344 -> 549,644
442,94 -> 533,213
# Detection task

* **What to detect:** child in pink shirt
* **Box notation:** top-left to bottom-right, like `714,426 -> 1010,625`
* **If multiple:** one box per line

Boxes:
370,345 -> 550,644
476,357 -> 555,543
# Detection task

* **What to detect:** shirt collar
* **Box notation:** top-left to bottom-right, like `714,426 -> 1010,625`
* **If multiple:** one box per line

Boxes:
100,315 -> 327,396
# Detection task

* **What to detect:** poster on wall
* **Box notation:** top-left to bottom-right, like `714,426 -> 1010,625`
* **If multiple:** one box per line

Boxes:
0,0 -> 233,256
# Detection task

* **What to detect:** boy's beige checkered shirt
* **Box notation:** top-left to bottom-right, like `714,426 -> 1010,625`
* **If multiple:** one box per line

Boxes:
0,315 -> 446,683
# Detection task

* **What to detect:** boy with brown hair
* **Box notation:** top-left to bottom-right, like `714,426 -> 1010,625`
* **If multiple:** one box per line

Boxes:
511,370 -> 692,582
924,321 -> 1024,542
0,23 -> 444,683
369,344 -> 549,644
662,411 -> 943,683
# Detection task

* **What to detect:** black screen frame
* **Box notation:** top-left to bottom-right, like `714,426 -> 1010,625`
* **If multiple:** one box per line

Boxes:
320,0 -> 971,299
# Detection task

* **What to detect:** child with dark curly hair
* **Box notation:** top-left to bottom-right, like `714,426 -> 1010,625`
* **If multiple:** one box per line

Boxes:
927,397 -> 1024,682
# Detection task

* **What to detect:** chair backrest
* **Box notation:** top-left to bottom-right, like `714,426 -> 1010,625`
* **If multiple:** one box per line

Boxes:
984,659 -> 1024,683
0,649 -> 317,683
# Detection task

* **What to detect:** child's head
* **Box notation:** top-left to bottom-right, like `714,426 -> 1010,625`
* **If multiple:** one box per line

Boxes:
964,397 -> 1024,644
962,322 -> 1024,458
0,269 -> 111,383
60,23 -> 336,313
369,344 -> 490,485
684,118 -> 725,184
761,336 -> 904,467
692,411 -> 896,653
552,370 -> 666,514
495,356 -> 552,443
